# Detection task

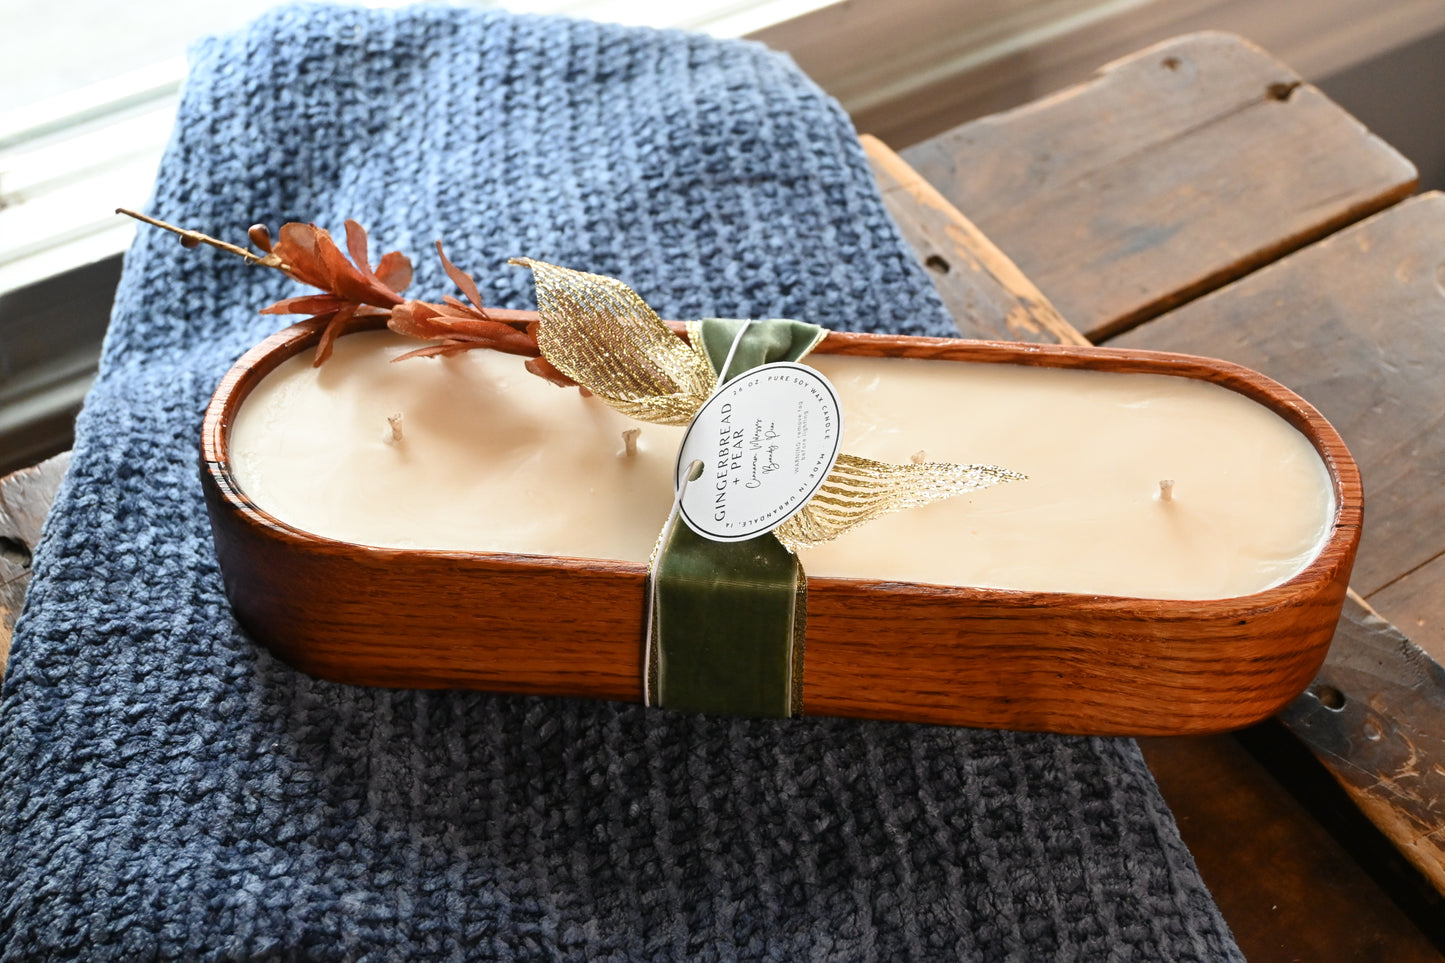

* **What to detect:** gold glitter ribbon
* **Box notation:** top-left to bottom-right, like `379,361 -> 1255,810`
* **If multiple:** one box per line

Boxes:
774,454 -> 1024,551
512,257 -> 1025,549
518,258 -> 715,425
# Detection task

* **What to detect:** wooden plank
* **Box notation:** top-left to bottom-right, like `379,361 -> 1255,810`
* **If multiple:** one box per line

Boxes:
1138,732 -> 1444,963
901,32 -> 1417,342
1371,555 -> 1445,667
0,451 -> 69,669
1108,192 -> 1445,609
1278,593 -> 1445,894
1107,191 -> 1445,895
860,135 -> 1088,345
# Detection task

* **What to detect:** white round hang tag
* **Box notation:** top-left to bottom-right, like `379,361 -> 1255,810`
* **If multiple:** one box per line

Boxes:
674,362 -> 844,542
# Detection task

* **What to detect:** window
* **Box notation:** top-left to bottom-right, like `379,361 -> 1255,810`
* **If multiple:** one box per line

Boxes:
0,0 -> 836,295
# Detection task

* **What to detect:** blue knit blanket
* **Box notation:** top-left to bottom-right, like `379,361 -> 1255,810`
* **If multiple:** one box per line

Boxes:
0,6 -> 1240,960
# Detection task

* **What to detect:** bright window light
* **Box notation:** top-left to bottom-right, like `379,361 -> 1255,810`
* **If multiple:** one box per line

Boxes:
0,0 -> 838,293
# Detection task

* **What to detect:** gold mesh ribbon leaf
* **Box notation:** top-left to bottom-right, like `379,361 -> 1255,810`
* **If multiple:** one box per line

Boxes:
773,454 -> 1026,552
512,258 -> 716,426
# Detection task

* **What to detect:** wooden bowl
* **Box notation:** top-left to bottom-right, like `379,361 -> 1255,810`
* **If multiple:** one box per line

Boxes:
201,317 -> 1361,736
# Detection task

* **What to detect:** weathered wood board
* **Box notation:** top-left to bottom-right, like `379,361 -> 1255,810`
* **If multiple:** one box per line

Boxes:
1138,730 -> 1444,963
1372,559 -> 1445,668
0,451 -> 70,669
1102,190 -> 1445,898
861,135 -> 1087,345
1109,191 -> 1445,659
1279,594 -> 1445,894
901,32 -> 1417,342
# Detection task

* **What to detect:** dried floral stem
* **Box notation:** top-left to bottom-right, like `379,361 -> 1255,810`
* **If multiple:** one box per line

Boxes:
117,208 -> 288,271
121,212 -> 623,390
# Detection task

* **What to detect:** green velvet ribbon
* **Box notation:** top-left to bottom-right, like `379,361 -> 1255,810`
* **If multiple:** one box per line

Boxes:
649,318 -> 826,718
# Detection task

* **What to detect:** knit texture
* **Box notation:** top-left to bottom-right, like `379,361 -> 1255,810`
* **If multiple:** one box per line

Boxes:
0,6 -> 1241,960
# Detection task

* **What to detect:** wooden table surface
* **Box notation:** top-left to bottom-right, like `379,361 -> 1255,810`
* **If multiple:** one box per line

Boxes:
3,29 -> 1444,963
872,30 -> 1445,961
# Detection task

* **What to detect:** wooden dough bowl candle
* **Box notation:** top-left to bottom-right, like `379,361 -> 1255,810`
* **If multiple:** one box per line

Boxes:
201,315 -> 1361,736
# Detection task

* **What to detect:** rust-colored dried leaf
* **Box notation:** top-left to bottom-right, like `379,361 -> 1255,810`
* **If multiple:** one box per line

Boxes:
273,223 -> 328,290
525,356 -> 579,388
388,300 -> 539,358
316,230 -> 380,305
437,241 -> 485,311
260,293 -> 349,316
268,221 -> 408,311
440,318 -> 534,341
392,342 -> 478,362
247,220 -> 552,384
375,251 -> 412,293
313,303 -> 359,367
344,219 -> 374,281
388,301 -> 449,340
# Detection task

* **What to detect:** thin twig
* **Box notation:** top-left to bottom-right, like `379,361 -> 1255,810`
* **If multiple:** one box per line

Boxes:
116,208 -> 289,271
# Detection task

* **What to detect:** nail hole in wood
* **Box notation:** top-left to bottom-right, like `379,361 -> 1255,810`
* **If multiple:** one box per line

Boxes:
1315,685 -> 1346,710
0,535 -> 31,566
1266,81 -> 1300,102
925,255 -> 950,275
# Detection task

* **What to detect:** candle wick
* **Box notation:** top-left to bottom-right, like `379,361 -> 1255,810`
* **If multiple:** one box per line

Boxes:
910,450 -> 928,465
1159,479 -> 1175,502
386,413 -> 404,445
621,427 -> 641,457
